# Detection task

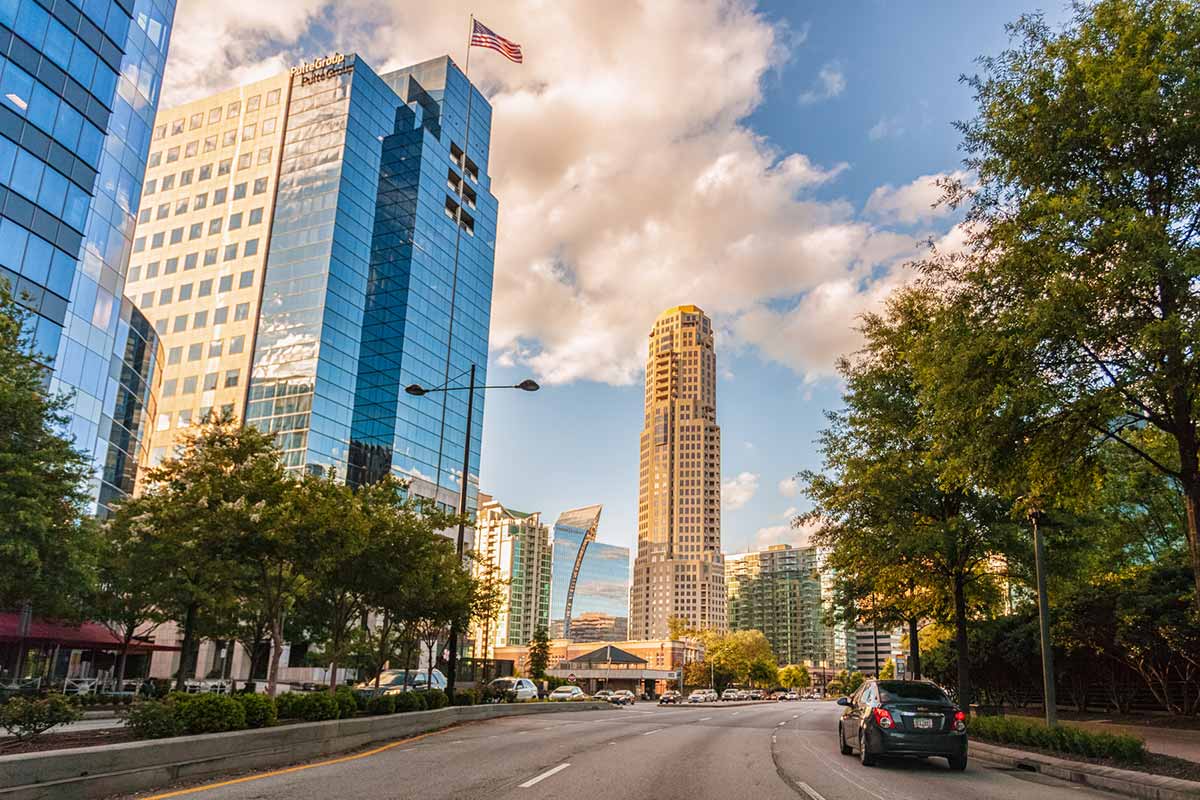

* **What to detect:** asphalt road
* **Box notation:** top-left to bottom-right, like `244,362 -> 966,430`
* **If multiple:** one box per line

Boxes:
125,700 -> 1121,800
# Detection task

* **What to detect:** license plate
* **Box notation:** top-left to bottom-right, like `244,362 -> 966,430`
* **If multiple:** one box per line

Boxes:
914,717 -> 934,729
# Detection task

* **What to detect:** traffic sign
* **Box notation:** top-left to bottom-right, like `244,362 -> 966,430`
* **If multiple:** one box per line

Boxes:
567,673 -> 576,683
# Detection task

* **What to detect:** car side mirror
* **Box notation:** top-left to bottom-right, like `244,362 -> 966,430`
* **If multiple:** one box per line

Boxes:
836,696 -> 850,706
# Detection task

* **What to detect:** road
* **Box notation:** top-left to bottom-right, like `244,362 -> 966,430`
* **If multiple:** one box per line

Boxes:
125,700 -> 1120,800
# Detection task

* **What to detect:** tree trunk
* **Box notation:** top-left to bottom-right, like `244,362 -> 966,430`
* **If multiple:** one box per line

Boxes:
871,620 -> 879,677
175,602 -> 199,691
908,616 -> 921,679
266,615 -> 284,697
1180,475 -> 1200,612
953,576 -> 971,706
426,637 -> 435,692
115,641 -> 129,688
328,656 -> 340,693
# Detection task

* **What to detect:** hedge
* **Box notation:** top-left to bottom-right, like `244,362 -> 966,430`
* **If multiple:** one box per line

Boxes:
334,686 -> 357,719
173,693 -> 246,735
969,715 -> 1146,763
124,700 -> 183,739
236,692 -> 278,728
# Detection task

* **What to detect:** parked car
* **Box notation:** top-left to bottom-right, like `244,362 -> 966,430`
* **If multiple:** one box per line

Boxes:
352,669 -> 446,700
487,677 -> 539,702
659,690 -> 681,705
549,685 -> 587,701
837,680 -> 968,771
785,691 -> 800,701
705,689 -> 719,702
594,690 -> 616,703
750,689 -> 765,700
612,690 -> 636,706
687,690 -> 708,703
721,688 -> 740,701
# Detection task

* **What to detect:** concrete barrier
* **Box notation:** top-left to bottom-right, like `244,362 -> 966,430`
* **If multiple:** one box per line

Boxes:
0,701 -> 610,800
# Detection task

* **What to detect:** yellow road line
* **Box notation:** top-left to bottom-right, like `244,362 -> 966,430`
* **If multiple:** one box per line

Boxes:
140,727 -> 447,799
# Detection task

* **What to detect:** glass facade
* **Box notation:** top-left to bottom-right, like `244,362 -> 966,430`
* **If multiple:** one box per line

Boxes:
550,506 -> 631,641
0,0 -> 174,511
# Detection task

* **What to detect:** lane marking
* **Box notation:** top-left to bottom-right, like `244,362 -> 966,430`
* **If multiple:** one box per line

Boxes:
139,728 -> 446,800
519,763 -> 571,788
796,782 -> 829,800
699,716 -> 713,721
642,727 -> 665,736
732,711 -> 741,716
777,721 -> 787,726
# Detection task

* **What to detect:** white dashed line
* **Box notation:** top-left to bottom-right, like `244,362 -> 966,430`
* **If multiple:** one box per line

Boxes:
699,716 -> 713,721
796,782 -> 829,800
642,728 -> 666,736
777,721 -> 787,726
519,763 -> 571,788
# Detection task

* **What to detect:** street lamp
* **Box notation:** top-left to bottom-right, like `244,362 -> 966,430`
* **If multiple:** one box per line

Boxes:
404,364 -> 539,697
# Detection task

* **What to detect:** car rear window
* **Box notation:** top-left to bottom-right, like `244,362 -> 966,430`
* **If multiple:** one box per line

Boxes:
876,681 -> 951,703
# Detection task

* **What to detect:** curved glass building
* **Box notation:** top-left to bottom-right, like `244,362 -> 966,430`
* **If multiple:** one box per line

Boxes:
550,505 -> 631,641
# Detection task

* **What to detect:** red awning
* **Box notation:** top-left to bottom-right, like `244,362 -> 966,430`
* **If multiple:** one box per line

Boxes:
0,613 -> 178,652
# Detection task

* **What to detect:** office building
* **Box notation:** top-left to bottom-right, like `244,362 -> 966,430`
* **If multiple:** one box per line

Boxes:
630,305 -> 726,638
854,625 -> 903,676
125,53 -> 497,516
1,0 -> 176,512
471,493 -> 552,660
550,611 -> 627,643
549,505 -> 631,641
727,544 -> 829,666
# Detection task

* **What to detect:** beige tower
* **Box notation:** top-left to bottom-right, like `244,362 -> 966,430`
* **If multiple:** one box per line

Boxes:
630,305 -> 726,639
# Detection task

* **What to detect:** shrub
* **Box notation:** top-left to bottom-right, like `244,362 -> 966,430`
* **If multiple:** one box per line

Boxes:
479,686 -> 500,704
451,688 -> 478,706
274,692 -> 305,720
394,692 -> 424,713
124,700 -> 183,739
0,694 -> 80,742
367,695 -> 396,715
174,693 -> 246,735
296,692 -> 339,721
334,686 -> 357,719
236,693 -> 277,729
969,715 -> 1146,763
425,689 -> 448,710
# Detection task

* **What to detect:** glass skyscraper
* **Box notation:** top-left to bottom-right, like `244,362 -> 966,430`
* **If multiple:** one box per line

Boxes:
549,505 -> 631,641
0,0 -> 174,512
126,54 -> 496,514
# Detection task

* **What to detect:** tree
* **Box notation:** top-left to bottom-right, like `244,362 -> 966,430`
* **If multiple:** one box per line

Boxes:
706,629 -> 775,684
803,288 -> 1022,705
927,0 -> 1200,608
0,281 -> 96,664
879,659 -> 895,680
748,658 -> 779,688
528,626 -> 551,680
779,664 -> 811,690
471,563 -> 507,681
92,513 -> 167,687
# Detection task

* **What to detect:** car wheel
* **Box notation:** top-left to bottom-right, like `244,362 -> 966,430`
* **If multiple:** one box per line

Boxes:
838,724 -> 852,756
859,730 -> 877,767
948,754 -> 967,772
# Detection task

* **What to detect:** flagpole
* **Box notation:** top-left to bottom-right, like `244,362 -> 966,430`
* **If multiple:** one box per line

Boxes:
465,14 -> 473,79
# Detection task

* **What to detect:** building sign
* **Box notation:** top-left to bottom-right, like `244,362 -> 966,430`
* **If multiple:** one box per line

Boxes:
567,673 -> 576,683
291,52 -> 354,86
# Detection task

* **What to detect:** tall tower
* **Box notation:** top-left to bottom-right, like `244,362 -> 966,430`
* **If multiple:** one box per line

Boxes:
631,305 -> 726,639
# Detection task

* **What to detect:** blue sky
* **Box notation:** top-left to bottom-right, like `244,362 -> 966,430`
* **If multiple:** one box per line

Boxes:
161,0 -> 1073,557
476,1 -> 1071,555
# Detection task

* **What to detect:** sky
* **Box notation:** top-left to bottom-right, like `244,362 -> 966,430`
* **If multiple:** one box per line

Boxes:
159,0 -> 1073,557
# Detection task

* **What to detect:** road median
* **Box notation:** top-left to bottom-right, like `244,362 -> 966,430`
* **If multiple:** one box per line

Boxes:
0,700 -> 610,800
972,741 -> 1200,800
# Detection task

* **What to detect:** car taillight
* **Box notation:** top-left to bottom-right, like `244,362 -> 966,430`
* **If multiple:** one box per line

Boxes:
872,707 -> 895,729
954,710 -> 966,731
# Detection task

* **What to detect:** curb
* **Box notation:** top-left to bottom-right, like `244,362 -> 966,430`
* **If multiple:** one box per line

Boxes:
0,701 -> 610,800
972,741 -> 1200,800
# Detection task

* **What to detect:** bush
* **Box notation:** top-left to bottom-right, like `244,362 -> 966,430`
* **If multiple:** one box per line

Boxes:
275,692 -> 305,720
174,693 -> 246,735
451,688 -> 478,706
425,689 -> 448,710
124,700 -> 183,739
394,692 -> 424,713
367,694 -> 396,715
236,693 -> 277,729
0,694 -> 80,741
296,691 -> 339,721
334,686 -> 357,719
969,715 -> 1146,763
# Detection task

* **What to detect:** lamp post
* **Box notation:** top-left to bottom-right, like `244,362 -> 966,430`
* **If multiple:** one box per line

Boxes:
404,366 -> 539,698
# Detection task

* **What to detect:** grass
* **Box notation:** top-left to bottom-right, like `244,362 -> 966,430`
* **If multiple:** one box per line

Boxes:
970,714 -> 1147,764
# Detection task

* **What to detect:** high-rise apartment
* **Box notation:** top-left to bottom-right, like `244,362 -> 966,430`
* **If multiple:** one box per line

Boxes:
549,505 -> 630,641
630,305 -> 725,639
124,54 -> 497,513
854,625 -> 903,676
727,544 -> 830,666
471,493 -> 552,659
1,0 -> 176,512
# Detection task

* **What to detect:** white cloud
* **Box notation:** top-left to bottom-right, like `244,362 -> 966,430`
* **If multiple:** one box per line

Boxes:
159,0 -> 962,388
721,471 -> 760,510
868,115 -> 905,141
864,171 -> 968,225
753,517 -> 819,550
779,505 -> 798,519
778,475 -> 799,498
798,60 -> 846,105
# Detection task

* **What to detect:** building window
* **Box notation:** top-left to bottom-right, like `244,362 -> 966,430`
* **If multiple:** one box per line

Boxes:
178,282 -> 192,301
166,146 -> 179,163
173,314 -> 187,332
246,95 -> 261,112
156,203 -> 169,220
185,253 -> 198,270
253,178 -> 268,195
223,245 -> 237,262
223,130 -> 236,147
180,169 -> 193,186
262,117 -> 277,134
244,239 -> 259,257
209,107 -> 222,124
234,302 -> 250,321
203,372 -> 218,391
266,89 -> 280,106
249,208 -> 264,225
224,369 -> 240,388
233,183 -> 247,200
242,123 -> 256,141
188,343 -> 203,362
229,212 -> 243,230
148,151 -> 161,167
162,378 -> 177,397
229,335 -> 245,354
199,278 -> 213,296
237,153 -> 252,170
209,339 -> 223,357
193,309 -> 208,328
218,158 -> 232,176
214,188 -> 228,204
185,140 -> 198,158
158,287 -> 172,305
214,306 -> 229,324
189,113 -> 203,130
167,346 -> 181,365
161,174 -> 175,190
209,218 -> 223,235
203,249 -> 218,267
195,192 -> 208,209
219,273 -> 233,291
239,270 -> 253,288
177,409 -> 192,427
199,163 -> 212,180
189,222 -> 203,240
183,376 -> 197,394
143,179 -> 156,196
227,101 -> 240,118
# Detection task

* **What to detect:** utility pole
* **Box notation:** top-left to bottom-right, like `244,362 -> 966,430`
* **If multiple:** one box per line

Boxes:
1030,510 -> 1057,726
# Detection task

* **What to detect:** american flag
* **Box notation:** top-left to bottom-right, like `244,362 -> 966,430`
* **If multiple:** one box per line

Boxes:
470,19 -> 523,63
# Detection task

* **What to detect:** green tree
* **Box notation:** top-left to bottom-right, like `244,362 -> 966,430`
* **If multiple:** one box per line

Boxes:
0,281 -> 96,642
471,562 -> 508,681
879,659 -> 895,680
779,664 -> 811,690
926,0 -> 1200,607
748,658 -> 779,688
92,513 -> 167,687
528,626 -> 550,680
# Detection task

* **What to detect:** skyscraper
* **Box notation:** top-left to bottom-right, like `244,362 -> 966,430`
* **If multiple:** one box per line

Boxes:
630,305 -> 725,639
124,54 -> 497,513
549,505 -> 630,641
1,0 -> 176,512
727,544 -> 828,666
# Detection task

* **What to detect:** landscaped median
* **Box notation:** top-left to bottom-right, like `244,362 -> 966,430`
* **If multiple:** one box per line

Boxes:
0,699 -> 610,800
